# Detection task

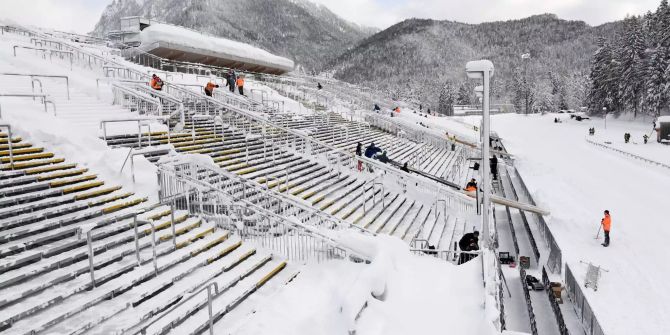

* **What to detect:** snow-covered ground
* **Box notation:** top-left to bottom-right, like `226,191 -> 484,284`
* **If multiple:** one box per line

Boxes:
234,232 -> 495,335
491,113 -> 670,335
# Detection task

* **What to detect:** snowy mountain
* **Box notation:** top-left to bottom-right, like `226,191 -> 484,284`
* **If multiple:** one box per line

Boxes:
93,0 -> 376,71
327,14 -> 622,111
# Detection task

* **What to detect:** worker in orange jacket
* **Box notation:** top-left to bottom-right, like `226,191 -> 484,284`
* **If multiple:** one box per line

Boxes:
150,74 -> 164,91
236,76 -> 245,96
204,81 -> 219,97
601,210 -> 611,247
465,178 -> 477,192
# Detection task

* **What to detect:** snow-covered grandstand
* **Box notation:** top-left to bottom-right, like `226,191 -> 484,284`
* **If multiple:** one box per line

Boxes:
1,19 -> 666,335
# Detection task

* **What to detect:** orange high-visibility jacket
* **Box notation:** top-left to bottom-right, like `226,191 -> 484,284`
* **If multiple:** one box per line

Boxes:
236,77 -> 245,87
150,78 -> 162,90
205,82 -> 217,91
601,214 -> 611,231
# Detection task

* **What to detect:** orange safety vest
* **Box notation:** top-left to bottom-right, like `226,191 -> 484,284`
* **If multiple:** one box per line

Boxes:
601,214 -> 611,232
236,77 -> 245,87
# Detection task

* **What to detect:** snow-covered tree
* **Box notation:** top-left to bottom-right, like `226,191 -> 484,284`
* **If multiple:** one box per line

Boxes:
438,81 -> 456,116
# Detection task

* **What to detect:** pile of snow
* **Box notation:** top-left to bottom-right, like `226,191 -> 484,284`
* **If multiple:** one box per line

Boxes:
235,230 -> 495,335
139,23 -> 294,72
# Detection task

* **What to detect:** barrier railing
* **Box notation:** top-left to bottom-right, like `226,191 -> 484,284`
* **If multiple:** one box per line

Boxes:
111,83 -> 163,116
12,45 -> 74,69
503,166 -> 541,264
0,73 -> 70,100
520,267 -> 539,335
158,158 -> 373,233
0,93 -> 56,115
157,159 -> 367,263
510,165 -> 562,274
198,93 -> 476,214
585,137 -> 670,170
542,267 -> 570,335
565,264 -> 606,335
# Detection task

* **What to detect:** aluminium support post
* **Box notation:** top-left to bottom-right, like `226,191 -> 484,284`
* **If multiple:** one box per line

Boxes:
482,69 -> 492,248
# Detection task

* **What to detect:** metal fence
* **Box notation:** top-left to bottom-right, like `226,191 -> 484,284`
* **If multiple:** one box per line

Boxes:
157,159 -> 367,263
585,137 -> 670,170
565,264 -> 606,335
520,267 -> 539,335
542,267 -> 570,335
511,166 -> 562,274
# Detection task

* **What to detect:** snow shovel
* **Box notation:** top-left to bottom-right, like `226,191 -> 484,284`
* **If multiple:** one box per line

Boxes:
595,224 -> 602,239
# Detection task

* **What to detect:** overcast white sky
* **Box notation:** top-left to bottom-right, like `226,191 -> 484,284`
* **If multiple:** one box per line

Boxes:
0,0 -> 663,33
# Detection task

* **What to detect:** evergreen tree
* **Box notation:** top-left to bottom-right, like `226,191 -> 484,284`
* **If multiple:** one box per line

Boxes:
456,82 -> 473,105
512,68 -> 535,113
438,81 -> 456,116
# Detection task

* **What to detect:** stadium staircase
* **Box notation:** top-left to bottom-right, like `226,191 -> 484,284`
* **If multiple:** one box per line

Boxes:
106,114 -> 472,247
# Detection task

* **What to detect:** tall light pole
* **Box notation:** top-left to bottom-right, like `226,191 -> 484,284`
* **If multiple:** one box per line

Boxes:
466,60 -> 495,249
521,53 -> 531,114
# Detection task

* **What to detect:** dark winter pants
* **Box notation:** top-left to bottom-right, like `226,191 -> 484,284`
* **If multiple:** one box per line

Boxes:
205,89 -> 213,97
238,86 -> 244,95
228,82 -> 235,92
604,231 -> 610,246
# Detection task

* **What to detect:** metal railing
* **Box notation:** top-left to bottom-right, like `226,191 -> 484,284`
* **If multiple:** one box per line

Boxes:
0,93 -> 56,115
12,45 -> 74,69
0,73 -> 70,100
111,83 -> 163,117
157,158 -> 371,263
134,282 -> 219,335
520,267 -> 539,335
197,93 -> 476,214
565,264 -> 606,335
585,136 -> 670,170
542,267 -> 570,335
510,165 -> 562,274
100,117 -> 170,145
504,165 -> 541,265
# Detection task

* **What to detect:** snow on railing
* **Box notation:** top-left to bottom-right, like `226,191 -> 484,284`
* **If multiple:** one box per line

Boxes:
542,266 -> 570,335
565,264 -> 606,335
157,158 -> 369,263
509,165 -> 562,274
111,83 -> 162,116
585,137 -> 670,170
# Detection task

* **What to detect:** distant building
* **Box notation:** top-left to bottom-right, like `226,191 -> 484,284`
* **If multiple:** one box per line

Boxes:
107,17 -> 294,75
657,115 -> 670,144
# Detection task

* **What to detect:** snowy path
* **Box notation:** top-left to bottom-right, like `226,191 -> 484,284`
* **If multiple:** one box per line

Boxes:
494,113 -> 670,335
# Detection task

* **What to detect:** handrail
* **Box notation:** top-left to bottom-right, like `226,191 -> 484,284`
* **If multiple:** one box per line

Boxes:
134,282 -> 219,335
201,92 -> 476,212
161,158 -> 375,237
0,73 -> 70,100
157,160 -> 369,263
100,116 -> 170,143
13,45 -> 74,69
111,82 -> 163,116
0,93 -> 53,114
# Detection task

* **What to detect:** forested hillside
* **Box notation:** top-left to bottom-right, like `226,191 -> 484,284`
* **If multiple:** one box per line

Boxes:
93,0 -> 375,71
588,0 -> 670,117
328,14 -> 621,113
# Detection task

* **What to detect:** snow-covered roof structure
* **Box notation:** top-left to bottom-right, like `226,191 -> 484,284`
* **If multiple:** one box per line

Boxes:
133,22 -> 295,75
